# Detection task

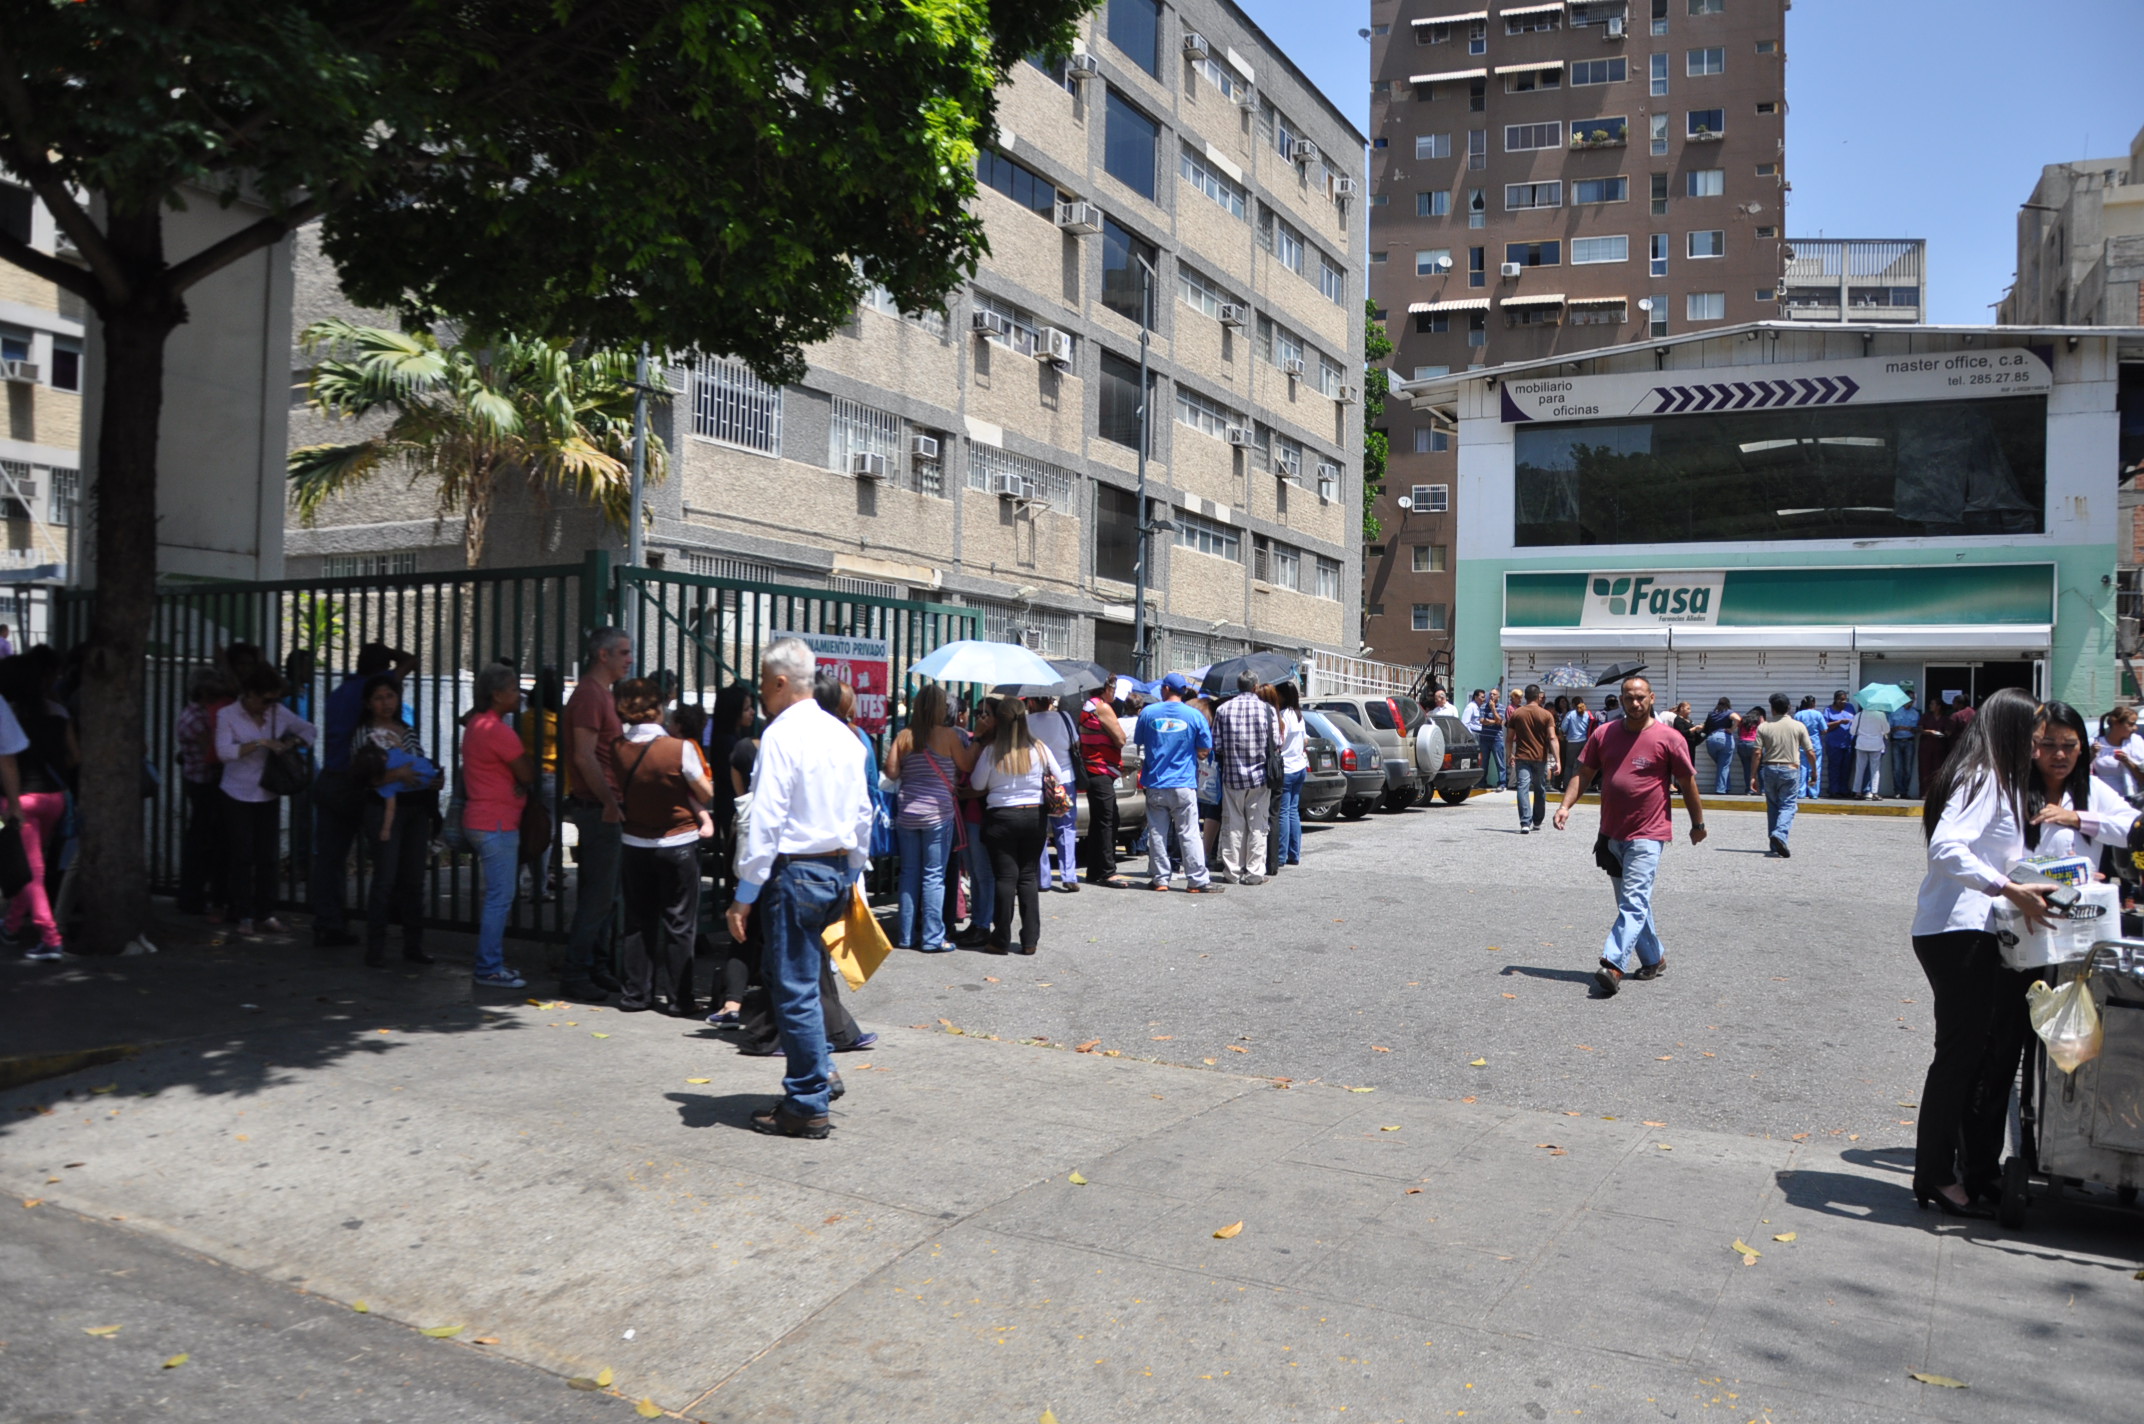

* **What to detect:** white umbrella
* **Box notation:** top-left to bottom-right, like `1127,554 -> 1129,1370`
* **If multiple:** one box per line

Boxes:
908,639 -> 1062,686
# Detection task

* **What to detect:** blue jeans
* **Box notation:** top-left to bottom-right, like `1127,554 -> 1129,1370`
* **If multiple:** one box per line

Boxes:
964,824 -> 994,933
1480,731 -> 1505,790
762,857 -> 859,1117
1704,732 -> 1735,794
1601,836 -> 1665,973
896,818 -> 956,950
1803,746 -> 1823,798
565,803 -> 621,985
1888,739 -> 1916,799
1513,759 -> 1548,829
1040,800 -> 1078,889
464,827 -> 520,976
1759,766 -> 1801,846
1277,769 -> 1306,864
1145,785 -> 1209,888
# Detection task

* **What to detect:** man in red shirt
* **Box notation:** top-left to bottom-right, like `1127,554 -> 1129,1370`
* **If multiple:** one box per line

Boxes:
1553,674 -> 1707,997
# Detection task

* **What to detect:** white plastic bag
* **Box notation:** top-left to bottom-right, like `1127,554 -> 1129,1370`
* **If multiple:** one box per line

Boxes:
1993,880 -> 2120,968
2027,977 -> 2104,1075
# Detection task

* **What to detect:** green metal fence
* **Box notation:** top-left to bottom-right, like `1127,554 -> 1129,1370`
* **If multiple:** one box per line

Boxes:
58,551 -> 979,941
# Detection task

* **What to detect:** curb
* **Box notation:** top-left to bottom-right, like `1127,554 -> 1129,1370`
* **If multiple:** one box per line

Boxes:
0,1042 -> 148,1092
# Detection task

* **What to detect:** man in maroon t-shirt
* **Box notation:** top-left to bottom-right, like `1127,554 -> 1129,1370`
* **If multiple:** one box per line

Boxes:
1553,674 -> 1707,997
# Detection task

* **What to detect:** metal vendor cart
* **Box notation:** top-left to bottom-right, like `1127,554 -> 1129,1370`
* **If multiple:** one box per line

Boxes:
2000,938 -> 2144,1229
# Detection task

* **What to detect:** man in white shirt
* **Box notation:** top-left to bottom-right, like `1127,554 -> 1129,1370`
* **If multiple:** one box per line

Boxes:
726,638 -> 874,1138
1461,690 -> 1485,735
1851,702 -> 1891,800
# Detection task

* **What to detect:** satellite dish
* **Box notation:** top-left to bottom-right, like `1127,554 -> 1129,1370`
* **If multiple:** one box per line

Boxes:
1396,496 -> 1414,511
1636,298 -> 1653,312
1433,257 -> 1452,271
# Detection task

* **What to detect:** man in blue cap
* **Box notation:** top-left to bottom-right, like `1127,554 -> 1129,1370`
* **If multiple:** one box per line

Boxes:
1134,673 -> 1222,893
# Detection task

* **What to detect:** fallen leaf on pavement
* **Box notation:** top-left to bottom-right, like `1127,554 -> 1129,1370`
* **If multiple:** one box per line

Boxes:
596,1367 -> 614,1388
474,1336 -> 500,1345
1151,1035 -> 1174,1041
1791,1132 -> 1811,1141
21,1198 -> 41,1209
1468,1058 -> 1488,1067
1371,1045 -> 1392,1052
1643,1121 -> 1667,1127
1212,1221 -> 1244,1240
83,1325 -> 122,1337
1772,1232 -> 1797,1242
685,1078 -> 710,1085
1460,1096 -> 1476,1104
1656,1055 -> 1673,1061
89,1084 -> 118,1095
590,1032 -> 610,1039
421,1324 -> 463,1338
1380,1125 -> 1402,1132
983,976 -> 999,982
1068,1171 -> 1088,1186
1576,1045 -> 1595,1052
1043,1410 -> 1060,1424
1500,993 -> 1517,999
1405,1188 -> 1423,1194
1103,1049 -> 1122,1057
1656,1143 -> 1674,1151
162,1353 -> 189,1369
636,1398 -> 662,1418
1910,1374 -> 1968,1389
1346,1086 -> 1376,1092
909,1023 -> 929,1030
567,1378 -> 601,1391
1536,1145 -> 1568,1156
1203,1057 -> 1216,1065
1225,1045 -> 1248,1054
352,1301 -> 368,1313
1731,1239 -> 1761,1266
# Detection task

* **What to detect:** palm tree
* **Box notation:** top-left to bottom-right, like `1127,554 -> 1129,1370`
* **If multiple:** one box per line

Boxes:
288,320 -> 667,567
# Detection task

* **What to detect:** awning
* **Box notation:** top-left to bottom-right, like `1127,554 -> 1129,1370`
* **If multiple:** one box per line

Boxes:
1501,628 -> 1672,652
1854,625 -> 2052,653
1408,68 -> 1487,84
1499,2 -> 1568,16
1411,11 -> 1487,24
1670,627 -> 1853,652
1499,293 -> 1567,307
1493,59 -> 1565,74
1502,626 -> 2050,654
1410,298 -> 1491,313
1566,295 -> 1628,307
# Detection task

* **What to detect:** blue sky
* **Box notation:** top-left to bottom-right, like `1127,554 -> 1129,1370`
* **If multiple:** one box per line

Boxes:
1234,1 -> 2144,324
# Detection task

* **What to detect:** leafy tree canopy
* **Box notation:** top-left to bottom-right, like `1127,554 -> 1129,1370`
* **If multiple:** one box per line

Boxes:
1362,298 -> 1393,541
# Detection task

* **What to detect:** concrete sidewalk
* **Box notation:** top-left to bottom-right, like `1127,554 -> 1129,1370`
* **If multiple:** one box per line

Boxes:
5,990 -> 2139,1424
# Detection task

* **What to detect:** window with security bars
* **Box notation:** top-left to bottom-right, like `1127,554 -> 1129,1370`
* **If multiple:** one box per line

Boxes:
682,551 -> 780,583
976,600 -> 1073,656
692,357 -> 781,454
0,459 -> 33,521
829,576 -> 905,601
50,469 -> 77,525
1251,538 -> 1301,591
828,396 -> 903,481
1175,385 -> 1241,441
1175,510 -> 1241,563
968,445 -> 1075,515
324,551 -> 421,579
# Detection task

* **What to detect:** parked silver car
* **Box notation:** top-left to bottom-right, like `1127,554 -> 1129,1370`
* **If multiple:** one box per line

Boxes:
1311,694 -> 1426,812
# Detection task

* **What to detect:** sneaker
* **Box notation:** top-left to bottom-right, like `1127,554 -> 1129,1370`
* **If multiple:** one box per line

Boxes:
1184,883 -> 1225,895
23,943 -> 63,962
1769,835 -> 1790,859
1593,960 -> 1624,997
1240,874 -> 1267,887
705,1009 -> 742,1029
835,1032 -> 879,1053
474,969 -> 527,989
1518,826 -> 1531,835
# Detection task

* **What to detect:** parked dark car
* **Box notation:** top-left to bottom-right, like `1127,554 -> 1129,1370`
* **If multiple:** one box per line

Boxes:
1299,721 -> 1348,821
1312,694 -> 1427,812
1418,710 -> 1485,806
1305,708 -> 1387,820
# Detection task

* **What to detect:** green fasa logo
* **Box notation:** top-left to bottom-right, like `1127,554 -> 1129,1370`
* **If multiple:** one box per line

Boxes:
1594,575 -> 1712,618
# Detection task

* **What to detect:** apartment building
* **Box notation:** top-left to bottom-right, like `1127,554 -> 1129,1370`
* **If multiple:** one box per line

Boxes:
1997,125 -> 2144,329
0,174 -> 85,636
286,0 -> 1366,675
1364,0 -> 1787,669
1780,237 -> 1925,324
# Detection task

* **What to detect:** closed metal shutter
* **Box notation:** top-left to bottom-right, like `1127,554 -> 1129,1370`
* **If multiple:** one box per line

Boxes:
1502,648 -> 1657,703
1672,648 -> 1849,717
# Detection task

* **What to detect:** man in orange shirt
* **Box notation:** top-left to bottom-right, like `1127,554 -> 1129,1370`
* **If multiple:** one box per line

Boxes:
1504,684 -> 1560,835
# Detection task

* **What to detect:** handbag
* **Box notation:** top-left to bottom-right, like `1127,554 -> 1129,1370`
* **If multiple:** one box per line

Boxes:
1592,833 -> 1624,879
1040,746 -> 1073,819
258,710 -> 314,798
917,742 -> 970,853
1264,708 -> 1287,791
822,881 -> 893,991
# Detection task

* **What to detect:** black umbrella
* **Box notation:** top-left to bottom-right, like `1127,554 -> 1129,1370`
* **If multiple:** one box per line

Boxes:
1201,650 -> 1302,698
1594,661 -> 1649,687
1046,659 -> 1111,695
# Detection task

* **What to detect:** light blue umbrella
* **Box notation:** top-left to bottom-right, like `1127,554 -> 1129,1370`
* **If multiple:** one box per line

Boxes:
909,639 -> 1062,687
1855,682 -> 1911,714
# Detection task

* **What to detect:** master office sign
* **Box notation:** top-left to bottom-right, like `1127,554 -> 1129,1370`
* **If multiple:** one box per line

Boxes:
1499,347 -> 2051,424
1578,571 -> 1726,627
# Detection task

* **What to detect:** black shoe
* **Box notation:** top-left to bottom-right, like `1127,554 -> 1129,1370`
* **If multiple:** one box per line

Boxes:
1914,1185 -> 1993,1219
1770,835 -> 1791,859
363,947 -> 386,968
557,980 -> 609,1004
615,999 -> 652,1013
751,1106 -> 831,1138
829,1072 -> 845,1102
1629,956 -> 1668,981
313,927 -> 358,948
588,969 -> 623,993
1593,960 -> 1623,997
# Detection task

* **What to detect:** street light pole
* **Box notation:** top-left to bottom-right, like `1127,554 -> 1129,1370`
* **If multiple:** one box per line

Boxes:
1131,257 -> 1154,679
627,342 -> 650,572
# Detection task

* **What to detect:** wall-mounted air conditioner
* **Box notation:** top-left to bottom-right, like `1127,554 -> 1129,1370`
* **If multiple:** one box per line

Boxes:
992,472 -> 1035,499
1500,262 -> 1524,277
1225,427 -> 1256,448
1,361 -> 39,384
1290,139 -> 1321,165
1336,385 -> 1359,405
1217,303 -> 1246,328
1036,327 -> 1075,366
1332,178 -> 1359,199
1275,450 -> 1302,479
1056,200 -> 1104,235
1284,358 -> 1306,377
972,309 -> 1010,338
1182,33 -> 1210,59
849,452 -> 889,480
1067,54 -> 1100,82
910,434 -> 941,461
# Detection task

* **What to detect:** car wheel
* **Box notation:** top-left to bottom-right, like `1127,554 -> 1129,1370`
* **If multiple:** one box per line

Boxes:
1339,798 -> 1372,821
1437,786 -> 1473,806
1380,787 -> 1416,813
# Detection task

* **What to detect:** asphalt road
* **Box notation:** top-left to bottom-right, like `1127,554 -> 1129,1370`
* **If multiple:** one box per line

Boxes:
860,794 -> 1940,1145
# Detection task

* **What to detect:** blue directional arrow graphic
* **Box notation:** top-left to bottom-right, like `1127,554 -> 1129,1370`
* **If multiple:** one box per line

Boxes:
1650,374 -> 1860,415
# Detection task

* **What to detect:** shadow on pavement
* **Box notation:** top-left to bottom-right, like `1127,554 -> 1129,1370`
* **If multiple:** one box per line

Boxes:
1497,964 -> 1599,987
664,1090 -> 771,1131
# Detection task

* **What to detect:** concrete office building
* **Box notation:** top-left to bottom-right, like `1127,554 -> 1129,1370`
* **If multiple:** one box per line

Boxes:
1398,322 -> 2144,788
1364,0 -> 1788,670
1779,238 -> 1925,324
1998,125 -> 2144,329
0,172 -> 86,638
287,0 -> 1367,675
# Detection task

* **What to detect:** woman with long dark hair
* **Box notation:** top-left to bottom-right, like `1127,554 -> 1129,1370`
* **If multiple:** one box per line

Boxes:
1909,687 -> 2072,1217
968,695 -> 1064,955
1274,681 -> 1309,867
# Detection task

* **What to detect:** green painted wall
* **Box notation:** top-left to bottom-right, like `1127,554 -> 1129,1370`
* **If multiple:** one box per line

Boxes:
1503,563 -> 2055,628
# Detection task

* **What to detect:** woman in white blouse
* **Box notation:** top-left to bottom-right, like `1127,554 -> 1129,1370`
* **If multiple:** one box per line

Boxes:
968,697 -> 1065,956
2090,704 -> 2144,803
1910,688 -> 2063,1218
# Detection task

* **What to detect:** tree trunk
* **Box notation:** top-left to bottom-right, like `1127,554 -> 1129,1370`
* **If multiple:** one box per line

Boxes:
74,218 -> 184,954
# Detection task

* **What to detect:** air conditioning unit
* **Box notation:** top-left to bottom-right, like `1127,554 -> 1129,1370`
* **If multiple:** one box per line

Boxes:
910,434 -> 941,461
1020,627 -> 1046,650
971,308 -> 1010,338
1,361 -> 39,384
1056,200 -> 1104,235
1332,177 -> 1359,200
52,230 -> 79,256
1284,358 -> 1306,377
1235,85 -> 1258,111
1275,450 -> 1302,479
1225,426 -> 1256,448
1336,385 -> 1359,405
1182,32 -> 1210,58
1217,302 -> 1246,328
1290,139 -> 1321,165
849,452 -> 889,480
1316,471 -> 1337,503
1,477 -> 36,498
1036,327 -> 1075,366
1605,16 -> 1625,39
1067,53 -> 1100,81
992,472 -> 1034,500
1316,462 -> 1341,487
1500,262 -> 1524,277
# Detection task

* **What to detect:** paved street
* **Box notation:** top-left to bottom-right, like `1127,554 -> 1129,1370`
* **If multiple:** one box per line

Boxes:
3,798 -> 2141,1423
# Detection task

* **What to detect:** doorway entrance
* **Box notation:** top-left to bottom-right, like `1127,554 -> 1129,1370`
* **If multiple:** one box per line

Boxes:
1923,661 -> 2038,709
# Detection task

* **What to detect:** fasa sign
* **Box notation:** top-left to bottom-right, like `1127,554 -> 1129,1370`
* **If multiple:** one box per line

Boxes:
1579,572 -> 1725,627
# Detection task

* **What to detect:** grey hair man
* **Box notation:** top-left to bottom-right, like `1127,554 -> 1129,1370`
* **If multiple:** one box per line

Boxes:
559,625 -> 633,1001
728,637 -> 874,1139
1214,671 -> 1280,884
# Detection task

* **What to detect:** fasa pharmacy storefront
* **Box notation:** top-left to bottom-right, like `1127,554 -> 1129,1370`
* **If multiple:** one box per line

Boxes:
1397,323 -> 2139,714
